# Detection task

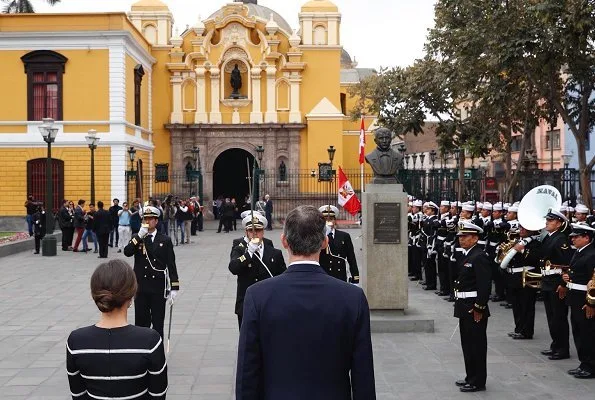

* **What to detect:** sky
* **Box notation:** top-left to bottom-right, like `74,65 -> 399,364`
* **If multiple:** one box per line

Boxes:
32,0 -> 437,69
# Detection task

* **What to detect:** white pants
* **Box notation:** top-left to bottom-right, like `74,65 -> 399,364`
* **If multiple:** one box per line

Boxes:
118,226 -> 131,250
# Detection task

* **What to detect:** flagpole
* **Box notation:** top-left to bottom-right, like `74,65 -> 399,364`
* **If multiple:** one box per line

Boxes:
361,163 -> 364,193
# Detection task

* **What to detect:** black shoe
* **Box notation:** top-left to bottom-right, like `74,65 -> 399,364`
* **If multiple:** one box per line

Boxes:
512,333 -> 532,340
575,370 -> 595,379
108,244 -> 113,247
460,384 -> 485,392
568,367 -> 583,375
33,251 -> 39,254
500,302 -> 508,306
419,281 -> 426,285
491,296 -> 505,302
216,231 -> 221,233
548,352 -> 570,360
94,250 -> 98,253
541,349 -> 555,356
117,249 -> 122,253
446,297 -> 455,302
455,379 -> 467,387
424,286 -> 437,291
507,331 -> 517,337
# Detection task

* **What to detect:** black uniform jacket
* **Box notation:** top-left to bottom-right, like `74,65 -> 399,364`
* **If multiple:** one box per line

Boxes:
93,209 -> 112,235
319,229 -> 359,282
566,244 -> 595,307
124,232 -> 180,295
228,240 -> 286,315
454,244 -> 492,318
506,237 -> 542,289
540,230 -> 574,291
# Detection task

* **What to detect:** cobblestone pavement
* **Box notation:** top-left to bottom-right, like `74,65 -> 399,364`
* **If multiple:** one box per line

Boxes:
0,223 -> 593,399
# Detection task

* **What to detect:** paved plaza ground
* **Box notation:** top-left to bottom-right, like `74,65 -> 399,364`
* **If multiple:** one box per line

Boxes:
0,222 -> 593,399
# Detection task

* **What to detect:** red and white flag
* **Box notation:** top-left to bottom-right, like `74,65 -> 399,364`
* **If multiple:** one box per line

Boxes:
338,166 -> 361,216
358,116 -> 366,165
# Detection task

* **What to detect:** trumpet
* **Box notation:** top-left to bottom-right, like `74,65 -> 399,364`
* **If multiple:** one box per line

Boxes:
544,260 -> 570,273
522,268 -> 542,289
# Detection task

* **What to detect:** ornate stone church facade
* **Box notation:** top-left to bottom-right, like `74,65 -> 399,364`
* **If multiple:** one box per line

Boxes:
0,0 -> 376,219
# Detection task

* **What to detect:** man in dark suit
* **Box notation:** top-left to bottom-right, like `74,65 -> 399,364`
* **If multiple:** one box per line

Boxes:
93,201 -> 112,258
318,205 -> 360,284
228,212 -> 285,329
236,205 -> 375,400
124,206 -> 180,338
453,220 -> 492,392
562,223 -> 595,379
264,194 -> 273,230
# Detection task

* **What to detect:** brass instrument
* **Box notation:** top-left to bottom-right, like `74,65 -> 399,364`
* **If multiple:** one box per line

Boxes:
586,271 -> 595,306
522,268 -> 542,289
495,238 -> 518,265
544,260 -> 570,273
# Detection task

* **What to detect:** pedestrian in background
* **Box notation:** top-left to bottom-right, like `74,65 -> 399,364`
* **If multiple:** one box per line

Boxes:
81,203 -> 98,254
264,194 -> 273,230
130,199 -> 142,234
94,201 -> 112,258
24,194 -> 38,237
117,202 -> 132,254
32,204 -> 46,254
108,198 -> 122,248
72,199 -> 86,252
59,199 -> 75,251
66,259 -> 168,400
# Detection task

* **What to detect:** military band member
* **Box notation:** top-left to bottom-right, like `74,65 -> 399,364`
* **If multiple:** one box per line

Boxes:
574,204 -> 590,224
562,223 -> 595,378
435,200 -> 451,296
526,209 -> 573,360
124,206 -> 179,338
421,202 -> 439,290
447,203 -> 474,302
318,205 -> 360,284
228,213 -> 286,329
506,224 -> 541,339
475,202 -> 491,250
454,221 -> 491,393
409,200 -> 424,281
487,202 -> 509,304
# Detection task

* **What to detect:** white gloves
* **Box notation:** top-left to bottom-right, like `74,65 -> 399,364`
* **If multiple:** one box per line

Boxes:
169,290 -> 178,304
138,225 -> 149,239
247,241 -> 260,257
325,225 -> 332,236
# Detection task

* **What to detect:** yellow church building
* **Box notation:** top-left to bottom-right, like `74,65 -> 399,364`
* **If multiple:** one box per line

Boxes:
0,0 -> 376,222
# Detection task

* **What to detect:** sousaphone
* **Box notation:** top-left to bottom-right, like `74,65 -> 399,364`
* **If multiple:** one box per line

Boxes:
499,185 -> 562,269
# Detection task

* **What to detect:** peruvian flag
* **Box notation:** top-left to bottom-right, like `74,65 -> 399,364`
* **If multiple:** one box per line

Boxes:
338,167 -> 361,216
358,116 -> 366,165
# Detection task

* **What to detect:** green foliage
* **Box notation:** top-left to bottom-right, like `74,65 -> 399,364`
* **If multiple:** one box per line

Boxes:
2,0 -> 60,14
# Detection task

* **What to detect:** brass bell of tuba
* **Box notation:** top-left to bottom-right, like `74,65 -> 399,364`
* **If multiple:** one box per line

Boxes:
496,239 -> 518,268
522,268 -> 542,289
586,272 -> 595,306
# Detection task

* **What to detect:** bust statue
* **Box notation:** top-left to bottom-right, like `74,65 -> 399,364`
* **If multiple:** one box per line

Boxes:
365,127 -> 402,184
230,64 -> 242,98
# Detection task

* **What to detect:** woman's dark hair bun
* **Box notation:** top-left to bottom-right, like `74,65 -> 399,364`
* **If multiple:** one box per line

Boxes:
90,260 -> 137,313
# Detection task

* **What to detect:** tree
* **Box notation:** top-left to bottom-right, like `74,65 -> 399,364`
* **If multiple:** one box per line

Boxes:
2,0 -> 60,13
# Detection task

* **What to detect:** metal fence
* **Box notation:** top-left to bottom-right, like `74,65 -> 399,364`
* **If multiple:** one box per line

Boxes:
128,167 -> 593,223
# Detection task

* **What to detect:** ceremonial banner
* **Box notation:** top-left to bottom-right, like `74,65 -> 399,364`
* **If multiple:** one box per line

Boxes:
338,167 -> 361,216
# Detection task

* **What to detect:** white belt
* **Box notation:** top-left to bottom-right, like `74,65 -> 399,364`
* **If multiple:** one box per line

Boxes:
489,241 -> 499,247
478,240 -> 486,245
455,291 -> 477,299
542,269 -> 562,276
437,236 -> 446,240
508,266 -> 534,274
567,282 -> 588,291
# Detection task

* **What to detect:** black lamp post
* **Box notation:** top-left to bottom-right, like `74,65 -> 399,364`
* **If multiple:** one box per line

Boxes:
127,146 -> 136,202
253,145 -> 265,206
404,154 -> 410,169
453,148 -> 461,168
327,145 -> 336,205
419,153 -> 426,170
39,118 -> 58,255
412,153 -> 418,170
430,150 -> 437,169
85,129 -> 100,205
191,146 -> 203,201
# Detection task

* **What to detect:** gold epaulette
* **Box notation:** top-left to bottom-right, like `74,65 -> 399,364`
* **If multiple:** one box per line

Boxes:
239,242 -> 244,248
239,255 -> 246,263
171,282 -> 179,287
353,276 -> 360,280
132,237 -> 138,245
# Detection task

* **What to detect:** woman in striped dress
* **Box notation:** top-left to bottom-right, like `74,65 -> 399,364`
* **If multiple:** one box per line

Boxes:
67,260 -> 168,399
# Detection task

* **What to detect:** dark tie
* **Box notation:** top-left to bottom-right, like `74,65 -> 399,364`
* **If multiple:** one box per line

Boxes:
328,232 -> 334,252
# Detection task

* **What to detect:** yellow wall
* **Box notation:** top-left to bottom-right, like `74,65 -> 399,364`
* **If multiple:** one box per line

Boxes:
300,49 -> 341,115
151,49 -> 172,166
0,50 -> 28,121
0,146 -> 111,216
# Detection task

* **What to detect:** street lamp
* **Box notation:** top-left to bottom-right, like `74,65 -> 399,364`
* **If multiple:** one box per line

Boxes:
453,148 -> 461,168
561,153 -> 571,169
419,153 -> 426,170
39,118 -> 59,255
411,153 -> 418,170
404,154 -> 410,169
327,145 -> 336,207
430,150 -> 437,169
327,145 -> 336,164
85,129 -> 100,204
127,146 -> 136,202
191,146 -> 203,200
253,145 -> 265,206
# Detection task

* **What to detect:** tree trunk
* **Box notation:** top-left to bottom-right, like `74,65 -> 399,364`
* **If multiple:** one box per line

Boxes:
458,151 -> 465,202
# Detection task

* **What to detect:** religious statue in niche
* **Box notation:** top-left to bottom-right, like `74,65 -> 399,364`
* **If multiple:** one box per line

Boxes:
278,160 -> 287,181
230,64 -> 242,99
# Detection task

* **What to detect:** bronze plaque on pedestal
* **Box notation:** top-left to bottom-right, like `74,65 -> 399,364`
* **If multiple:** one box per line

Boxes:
373,203 -> 401,244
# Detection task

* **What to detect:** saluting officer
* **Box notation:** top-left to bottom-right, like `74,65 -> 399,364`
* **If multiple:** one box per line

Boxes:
228,213 -> 286,329
229,210 -> 273,257
525,209 -> 573,360
124,206 -> 179,338
453,221 -> 492,393
318,205 -> 360,285
563,223 -> 595,379
506,223 -> 541,339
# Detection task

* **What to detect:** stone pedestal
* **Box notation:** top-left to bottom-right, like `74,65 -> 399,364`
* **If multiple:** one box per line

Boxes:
362,184 -> 408,310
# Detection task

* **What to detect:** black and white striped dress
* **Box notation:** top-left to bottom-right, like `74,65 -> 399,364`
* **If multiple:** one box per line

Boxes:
66,325 -> 168,399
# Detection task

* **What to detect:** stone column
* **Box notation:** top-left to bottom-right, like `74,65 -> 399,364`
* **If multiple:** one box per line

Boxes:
264,66 -> 278,123
209,68 -> 222,124
289,74 -> 302,123
171,130 -> 184,195
289,130 -> 300,193
170,74 -> 183,124
250,68 -> 263,123
194,67 -> 208,123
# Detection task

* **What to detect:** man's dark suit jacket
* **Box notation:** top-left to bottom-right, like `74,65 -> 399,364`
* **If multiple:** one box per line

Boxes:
236,262 -> 376,400
93,209 -> 112,235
